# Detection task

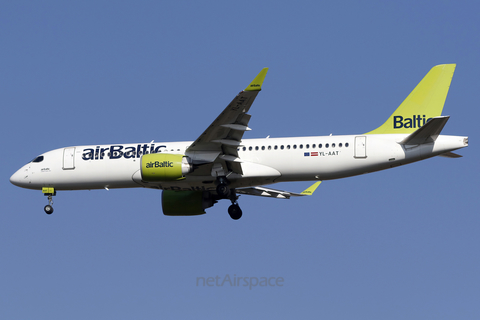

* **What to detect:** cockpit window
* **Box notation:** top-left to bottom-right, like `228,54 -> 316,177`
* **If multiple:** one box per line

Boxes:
31,156 -> 44,163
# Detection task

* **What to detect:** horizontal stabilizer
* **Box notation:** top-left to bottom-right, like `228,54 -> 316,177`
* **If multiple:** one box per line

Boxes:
437,151 -> 463,158
399,116 -> 449,145
237,181 -> 321,199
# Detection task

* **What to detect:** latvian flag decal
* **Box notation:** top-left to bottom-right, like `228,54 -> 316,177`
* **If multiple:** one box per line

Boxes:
304,152 -> 319,157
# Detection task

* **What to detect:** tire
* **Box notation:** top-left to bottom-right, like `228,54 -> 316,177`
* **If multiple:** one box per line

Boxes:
44,205 -> 54,214
228,204 -> 242,220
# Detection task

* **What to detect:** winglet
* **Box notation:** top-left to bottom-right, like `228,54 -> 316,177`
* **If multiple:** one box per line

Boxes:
244,68 -> 269,91
300,181 -> 322,196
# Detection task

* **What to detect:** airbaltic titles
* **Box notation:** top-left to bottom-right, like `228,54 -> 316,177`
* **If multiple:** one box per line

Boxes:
82,144 -> 168,160
393,115 -> 431,128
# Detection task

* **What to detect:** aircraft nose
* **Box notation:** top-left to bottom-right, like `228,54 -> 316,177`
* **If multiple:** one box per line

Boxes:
10,166 -> 30,188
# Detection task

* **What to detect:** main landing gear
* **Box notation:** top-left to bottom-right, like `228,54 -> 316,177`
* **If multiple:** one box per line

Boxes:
42,187 -> 55,214
216,177 -> 243,220
228,202 -> 242,220
216,177 -> 230,198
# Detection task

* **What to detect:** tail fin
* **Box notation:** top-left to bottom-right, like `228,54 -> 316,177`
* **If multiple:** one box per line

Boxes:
366,64 -> 456,134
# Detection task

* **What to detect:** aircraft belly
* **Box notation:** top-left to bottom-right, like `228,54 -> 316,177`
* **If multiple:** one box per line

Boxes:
153,177 -> 280,192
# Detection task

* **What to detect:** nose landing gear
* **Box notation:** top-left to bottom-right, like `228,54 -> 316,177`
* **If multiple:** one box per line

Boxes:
42,187 -> 56,214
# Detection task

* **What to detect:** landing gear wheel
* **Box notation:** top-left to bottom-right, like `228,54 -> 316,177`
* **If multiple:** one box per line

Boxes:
44,205 -> 54,214
216,183 -> 230,198
228,204 -> 242,220
44,193 -> 55,214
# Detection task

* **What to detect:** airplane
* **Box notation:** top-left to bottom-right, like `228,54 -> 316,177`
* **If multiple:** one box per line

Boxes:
10,64 -> 468,220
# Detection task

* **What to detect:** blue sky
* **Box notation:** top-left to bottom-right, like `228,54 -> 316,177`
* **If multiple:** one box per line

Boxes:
1,1 -> 479,319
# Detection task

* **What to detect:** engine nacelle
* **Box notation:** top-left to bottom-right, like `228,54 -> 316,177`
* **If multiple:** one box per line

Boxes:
162,190 -> 216,216
141,154 -> 192,182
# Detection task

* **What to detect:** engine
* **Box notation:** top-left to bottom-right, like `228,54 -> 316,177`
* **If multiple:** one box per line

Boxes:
141,154 -> 192,182
162,190 -> 216,216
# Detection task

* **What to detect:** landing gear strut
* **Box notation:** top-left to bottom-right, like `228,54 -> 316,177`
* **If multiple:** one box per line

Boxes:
215,177 -> 243,220
42,187 -> 55,214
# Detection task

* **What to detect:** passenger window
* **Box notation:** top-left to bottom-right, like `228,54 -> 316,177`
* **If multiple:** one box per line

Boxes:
319,144 -> 322,148
261,146 -> 265,150
306,144 -> 309,149
332,143 -> 335,148
293,145 -> 297,149
274,145 -> 278,150
255,146 -> 259,151
345,143 -> 349,147
280,145 -> 284,150
249,146 -> 252,151
268,146 -> 271,150
339,143 -> 343,147
299,144 -> 303,149
325,144 -> 329,148
287,145 -> 291,149
312,144 -> 316,148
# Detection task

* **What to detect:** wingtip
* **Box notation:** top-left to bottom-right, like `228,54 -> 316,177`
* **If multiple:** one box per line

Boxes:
244,68 -> 269,91
433,63 -> 456,72
300,181 -> 322,196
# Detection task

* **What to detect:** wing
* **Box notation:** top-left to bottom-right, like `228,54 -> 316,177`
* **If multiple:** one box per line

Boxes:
237,182 -> 322,199
185,68 -> 268,175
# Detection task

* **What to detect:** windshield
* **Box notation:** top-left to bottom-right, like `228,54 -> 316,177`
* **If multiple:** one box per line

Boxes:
31,156 -> 44,163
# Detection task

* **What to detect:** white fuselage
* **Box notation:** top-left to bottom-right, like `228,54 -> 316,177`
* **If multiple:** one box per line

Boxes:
10,134 -> 468,192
